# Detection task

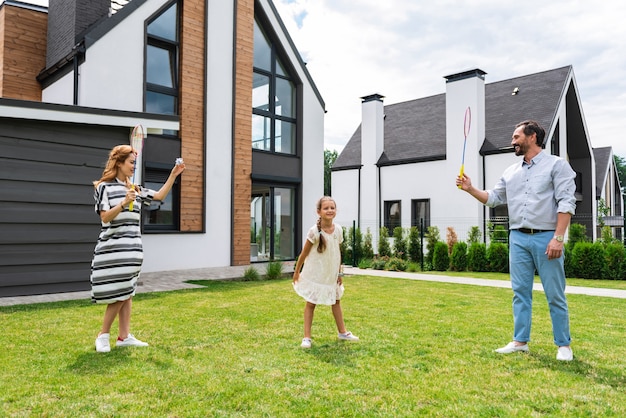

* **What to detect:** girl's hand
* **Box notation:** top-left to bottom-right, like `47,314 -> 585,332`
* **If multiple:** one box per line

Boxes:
171,162 -> 186,177
337,273 -> 343,286
292,271 -> 300,284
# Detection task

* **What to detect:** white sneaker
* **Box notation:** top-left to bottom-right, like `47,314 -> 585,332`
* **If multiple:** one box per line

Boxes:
301,338 -> 312,348
556,346 -> 573,361
95,333 -> 110,353
495,341 -> 529,354
338,331 -> 359,341
116,333 -> 149,347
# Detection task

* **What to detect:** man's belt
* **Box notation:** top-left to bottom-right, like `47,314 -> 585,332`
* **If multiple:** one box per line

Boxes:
515,228 -> 553,234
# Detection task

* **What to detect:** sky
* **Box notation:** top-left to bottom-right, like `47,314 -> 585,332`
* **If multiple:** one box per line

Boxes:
272,0 -> 626,158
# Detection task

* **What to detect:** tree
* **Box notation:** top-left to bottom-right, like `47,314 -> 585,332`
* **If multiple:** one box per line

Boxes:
614,154 -> 626,193
324,149 -> 338,196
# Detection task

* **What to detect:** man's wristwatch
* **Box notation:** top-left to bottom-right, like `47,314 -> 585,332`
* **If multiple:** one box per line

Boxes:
553,235 -> 564,242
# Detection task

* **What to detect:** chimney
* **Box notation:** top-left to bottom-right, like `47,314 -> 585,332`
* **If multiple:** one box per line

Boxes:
359,93 -> 384,251
444,68 -> 486,220
360,93 -> 385,166
45,0 -> 110,68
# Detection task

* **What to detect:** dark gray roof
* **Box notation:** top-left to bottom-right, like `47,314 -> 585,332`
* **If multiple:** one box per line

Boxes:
593,146 -> 612,198
333,65 -> 573,169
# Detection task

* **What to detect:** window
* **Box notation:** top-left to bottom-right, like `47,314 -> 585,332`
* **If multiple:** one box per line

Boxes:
143,167 -> 180,231
252,18 -> 297,154
251,185 -> 295,261
551,121 -> 560,155
145,2 -> 179,115
384,201 -> 401,236
411,199 -> 430,231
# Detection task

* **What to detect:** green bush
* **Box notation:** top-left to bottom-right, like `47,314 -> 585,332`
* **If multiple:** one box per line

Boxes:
407,226 -> 421,263
363,228 -> 375,259
371,256 -> 389,270
242,266 -> 260,281
487,242 -> 509,273
393,227 -> 407,260
449,242 -> 468,271
265,261 -> 284,280
406,261 -> 420,272
378,227 -> 392,257
358,258 -> 372,269
604,242 -> 626,280
467,226 -> 481,245
340,227 -> 349,264
571,242 -> 606,280
425,226 -> 441,268
467,242 -> 488,272
567,223 -> 588,251
385,257 -> 407,272
432,241 -> 450,272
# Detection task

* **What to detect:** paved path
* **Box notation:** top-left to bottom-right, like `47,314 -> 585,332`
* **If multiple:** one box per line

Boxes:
2,262 -> 625,307
343,267 -> 626,299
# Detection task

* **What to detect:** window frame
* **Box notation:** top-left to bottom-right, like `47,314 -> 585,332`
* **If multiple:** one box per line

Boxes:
384,200 -> 402,237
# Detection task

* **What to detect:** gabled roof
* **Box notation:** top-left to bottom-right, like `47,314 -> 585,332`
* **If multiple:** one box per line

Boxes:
593,146 -> 612,198
333,65 -> 573,169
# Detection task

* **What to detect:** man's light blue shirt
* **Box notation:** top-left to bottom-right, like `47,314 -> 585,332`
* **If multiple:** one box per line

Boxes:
486,151 -> 577,230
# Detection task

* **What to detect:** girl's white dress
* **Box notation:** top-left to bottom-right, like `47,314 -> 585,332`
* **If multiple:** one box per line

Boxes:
293,223 -> 344,305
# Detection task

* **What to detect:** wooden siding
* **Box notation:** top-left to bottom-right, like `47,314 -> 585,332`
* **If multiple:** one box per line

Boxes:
179,0 -> 206,232
232,0 -> 254,265
0,5 -> 47,101
0,118 -> 128,296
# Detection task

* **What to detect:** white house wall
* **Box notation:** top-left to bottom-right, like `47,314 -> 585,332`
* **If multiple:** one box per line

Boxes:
332,169 -> 360,236
41,71 -> 74,104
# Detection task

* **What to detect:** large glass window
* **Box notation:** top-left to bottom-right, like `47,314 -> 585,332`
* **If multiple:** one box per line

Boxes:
145,2 -> 179,115
252,18 -> 297,154
143,167 -> 180,231
411,199 -> 430,231
384,200 -> 401,236
250,185 -> 295,261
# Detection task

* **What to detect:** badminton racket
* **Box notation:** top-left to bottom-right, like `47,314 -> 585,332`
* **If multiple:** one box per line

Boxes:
128,124 -> 145,211
457,107 -> 471,189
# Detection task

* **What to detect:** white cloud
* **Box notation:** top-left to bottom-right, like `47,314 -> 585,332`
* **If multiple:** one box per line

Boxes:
274,0 -> 626,157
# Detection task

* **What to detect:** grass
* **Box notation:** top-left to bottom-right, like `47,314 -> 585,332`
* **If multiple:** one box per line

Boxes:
1,275 -> 625,417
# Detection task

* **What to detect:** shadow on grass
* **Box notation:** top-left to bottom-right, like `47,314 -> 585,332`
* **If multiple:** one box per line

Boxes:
66,347 -> 173,375
303,341 -> 362,367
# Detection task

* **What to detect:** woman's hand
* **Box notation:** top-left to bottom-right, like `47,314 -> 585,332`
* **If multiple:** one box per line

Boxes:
171,162 -> 186,177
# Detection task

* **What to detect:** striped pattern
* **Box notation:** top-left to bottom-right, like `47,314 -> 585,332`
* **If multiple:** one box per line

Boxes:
90,180 -> 155,304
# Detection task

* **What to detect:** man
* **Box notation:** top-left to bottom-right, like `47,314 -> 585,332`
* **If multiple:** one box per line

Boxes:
456,120 -> 576,361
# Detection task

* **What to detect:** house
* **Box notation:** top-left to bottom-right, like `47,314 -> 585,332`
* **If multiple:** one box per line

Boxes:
0,0 -> 325,296
594,147 -> 624,239
331,66 -> 623,251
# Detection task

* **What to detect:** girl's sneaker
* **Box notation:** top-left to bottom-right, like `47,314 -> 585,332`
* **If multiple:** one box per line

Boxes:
338,331 -> 359,341
116,333 -> 149,347
95,333 -> 111,353
301,338 -> 312,348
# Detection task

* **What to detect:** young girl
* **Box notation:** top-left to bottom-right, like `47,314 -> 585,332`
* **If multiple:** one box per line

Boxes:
292,196 -> 359,348
90,145 -> 185,353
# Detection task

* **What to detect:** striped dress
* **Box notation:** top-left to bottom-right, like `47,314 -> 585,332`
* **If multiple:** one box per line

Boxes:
90,179 -> 155,304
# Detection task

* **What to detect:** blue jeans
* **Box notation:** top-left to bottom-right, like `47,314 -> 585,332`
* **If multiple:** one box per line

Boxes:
509,230 -> 571,346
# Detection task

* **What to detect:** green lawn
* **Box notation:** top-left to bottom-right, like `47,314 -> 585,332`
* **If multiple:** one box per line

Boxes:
1,275 -> 625,417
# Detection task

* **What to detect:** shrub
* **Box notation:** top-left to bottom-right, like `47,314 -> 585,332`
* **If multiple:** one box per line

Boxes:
242,266 -> 260,281
265,261 -> 284,280
353,227 -> 364,265
571,242 -> 606,280
407,226 -> 421,263
467,242 -> 488,272
378,227 -> 392,257
406,261 -> 420,272
363,228 -> 375,259
432,241 -> 450,272
446,227 -> 458,255
567,223 -> 588,251
340,227 -> 349,264
467,226 -> 481,245
489,224 -> 508,244
564,245 -> 575,278
425,226 -> 441,268
358,258 -> 372,269
385,257 -> 407,272
449,242 -> 468,272
604,242 -> 626,280
393,227 -> 407,259
487,242 -> 509,273
371,256 -> 388,270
